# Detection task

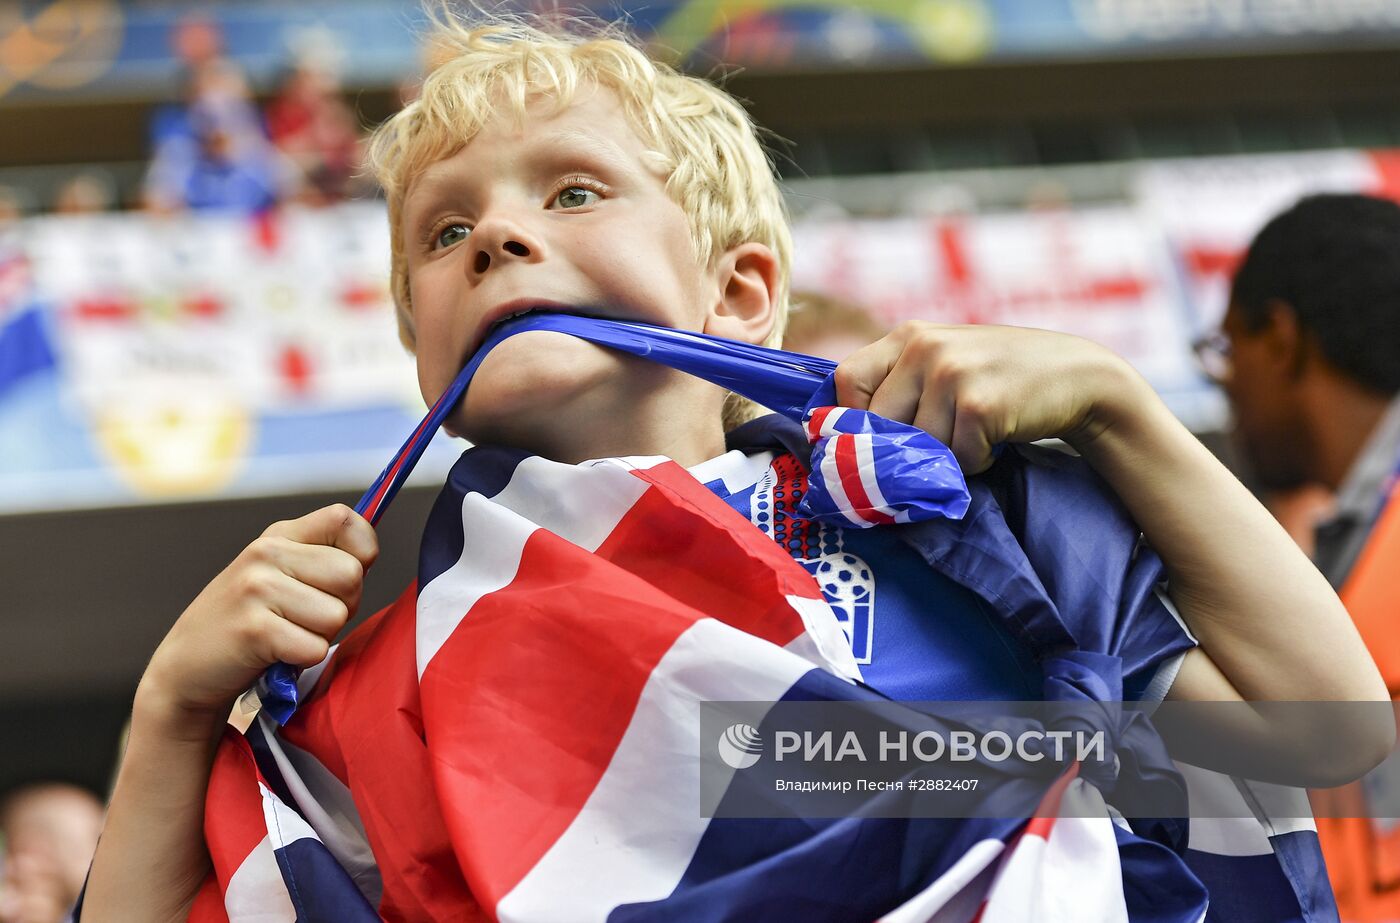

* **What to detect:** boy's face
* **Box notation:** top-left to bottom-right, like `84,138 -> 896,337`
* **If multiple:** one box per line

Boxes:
400,87 -> 725,452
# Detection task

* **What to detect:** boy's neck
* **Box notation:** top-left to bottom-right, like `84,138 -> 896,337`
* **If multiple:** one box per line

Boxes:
545,424 -> 729,468
517,372 -> 733,468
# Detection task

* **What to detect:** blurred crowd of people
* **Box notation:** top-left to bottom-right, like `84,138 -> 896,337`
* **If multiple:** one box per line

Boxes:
0,14 -> 372,219
142,16 -> 368,214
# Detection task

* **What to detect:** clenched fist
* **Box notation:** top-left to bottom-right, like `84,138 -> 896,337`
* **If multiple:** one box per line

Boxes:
136,504 -> 378,736
833,322 -> 1142,473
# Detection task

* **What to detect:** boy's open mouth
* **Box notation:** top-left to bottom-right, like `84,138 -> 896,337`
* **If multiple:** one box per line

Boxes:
466,299 -> 610,364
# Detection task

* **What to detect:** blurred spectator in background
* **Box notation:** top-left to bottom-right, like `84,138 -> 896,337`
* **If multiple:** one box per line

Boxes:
0,189 -> 21,227
143,12 -> 296,215
783,291 -> 887,362
1210,193 -> 1400,922
144,58 -> 295,214
51,172 -> 114,216
1262,482 -> 1337,559
0,784 -> 104,923
1215,194 -> 1400,587
169,11 -> 222,74
266,38 -> 365,205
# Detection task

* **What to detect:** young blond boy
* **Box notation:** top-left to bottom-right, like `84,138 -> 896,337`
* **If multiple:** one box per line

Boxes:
84,12 -> 1389,920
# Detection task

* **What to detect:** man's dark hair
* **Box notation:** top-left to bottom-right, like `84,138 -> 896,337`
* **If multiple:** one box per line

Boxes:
1232,193 -> 1400,394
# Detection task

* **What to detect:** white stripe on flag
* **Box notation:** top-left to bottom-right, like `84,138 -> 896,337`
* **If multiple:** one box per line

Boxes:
261,781 -> 322,851
786,594 -> 864,683
979,779 -> 1129,923
877,839 -> 1005,923
416,493 -> 531,678
254,715 -> 383,907
295,644 -> 337,697
222,780 -> 327,921
223,835 -> 296,922
416,456 -> 650,676
496,455 -> 655,547
1177,762 -> 1315,857
495,617 -> 820,923
817,407 -> 847,438
852,434 -> 896,517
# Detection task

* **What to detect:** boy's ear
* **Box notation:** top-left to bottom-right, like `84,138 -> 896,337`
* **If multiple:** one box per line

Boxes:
703,242 -> 780,345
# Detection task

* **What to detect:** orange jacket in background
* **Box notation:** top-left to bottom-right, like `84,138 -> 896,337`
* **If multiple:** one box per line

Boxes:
1317,486 -> 1400,922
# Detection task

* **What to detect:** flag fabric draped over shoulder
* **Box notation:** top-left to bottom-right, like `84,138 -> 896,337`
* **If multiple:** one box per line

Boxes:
179,431 -> 1334,923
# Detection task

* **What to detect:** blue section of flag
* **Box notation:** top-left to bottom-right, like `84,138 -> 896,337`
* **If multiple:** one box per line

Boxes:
0,305 -> 56,400
1115,824 -> 1218,923
1185,832 -> 1330,923
611,669 -> 1034,923
612,667 -> 1209,923
418,445 -> 528,589
273,838 -> 380,921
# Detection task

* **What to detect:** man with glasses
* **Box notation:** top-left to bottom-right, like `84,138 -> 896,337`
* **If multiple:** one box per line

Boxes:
1204,192 -> 1400,921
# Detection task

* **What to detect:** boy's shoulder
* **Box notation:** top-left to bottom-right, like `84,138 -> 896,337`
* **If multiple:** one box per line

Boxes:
981,441 -> 1137,542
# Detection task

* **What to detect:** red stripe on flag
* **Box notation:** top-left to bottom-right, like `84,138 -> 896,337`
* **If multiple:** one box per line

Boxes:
284,584 -> 487,921
833,436 -> 896,525
806,405 -> 836,441
279,585 -> 430,786
1024,763 -> 1080,840
625,462 -> 827,630
204,731 -> 271,888
187,874 -> 233,923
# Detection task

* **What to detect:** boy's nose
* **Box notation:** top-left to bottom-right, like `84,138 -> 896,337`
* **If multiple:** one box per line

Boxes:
473,239 -> 530,275
467,213 -> 541,277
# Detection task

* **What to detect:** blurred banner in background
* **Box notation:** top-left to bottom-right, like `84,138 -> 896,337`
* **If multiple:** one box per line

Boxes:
0,202 -> 442,512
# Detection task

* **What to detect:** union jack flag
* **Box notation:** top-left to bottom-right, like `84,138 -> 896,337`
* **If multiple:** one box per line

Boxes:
174,439 -> 1327,922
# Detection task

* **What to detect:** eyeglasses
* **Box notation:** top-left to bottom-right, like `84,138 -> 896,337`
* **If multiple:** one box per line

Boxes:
1191,329 -> 1233,385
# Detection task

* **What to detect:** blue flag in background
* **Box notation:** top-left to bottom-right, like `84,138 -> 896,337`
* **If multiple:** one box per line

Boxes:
0,246 -> 57,400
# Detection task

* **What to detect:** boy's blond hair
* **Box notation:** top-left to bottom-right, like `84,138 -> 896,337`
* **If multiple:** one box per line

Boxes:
367,9 -> 792,427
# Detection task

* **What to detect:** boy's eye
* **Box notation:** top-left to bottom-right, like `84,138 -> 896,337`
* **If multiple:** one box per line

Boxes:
435,224 -> 470,249
553,186 -> 600,209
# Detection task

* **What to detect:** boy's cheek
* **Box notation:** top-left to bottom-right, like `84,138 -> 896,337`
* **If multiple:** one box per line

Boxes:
451,333 -> 623,421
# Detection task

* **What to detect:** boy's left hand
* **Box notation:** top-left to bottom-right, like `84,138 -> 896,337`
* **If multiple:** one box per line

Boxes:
833,322 -> 1143,474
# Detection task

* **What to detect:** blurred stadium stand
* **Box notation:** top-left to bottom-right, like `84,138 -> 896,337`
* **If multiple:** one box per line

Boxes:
2,0 -> 1399,792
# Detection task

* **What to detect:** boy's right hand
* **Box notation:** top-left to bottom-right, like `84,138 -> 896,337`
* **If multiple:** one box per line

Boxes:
135,504 -> 378,738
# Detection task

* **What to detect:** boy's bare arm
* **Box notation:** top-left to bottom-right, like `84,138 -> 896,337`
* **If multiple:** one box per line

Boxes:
84,701 -> 226,921
835,322 -> 1392,782
1071,373 -> 1392,783
82,505 -> 377,921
